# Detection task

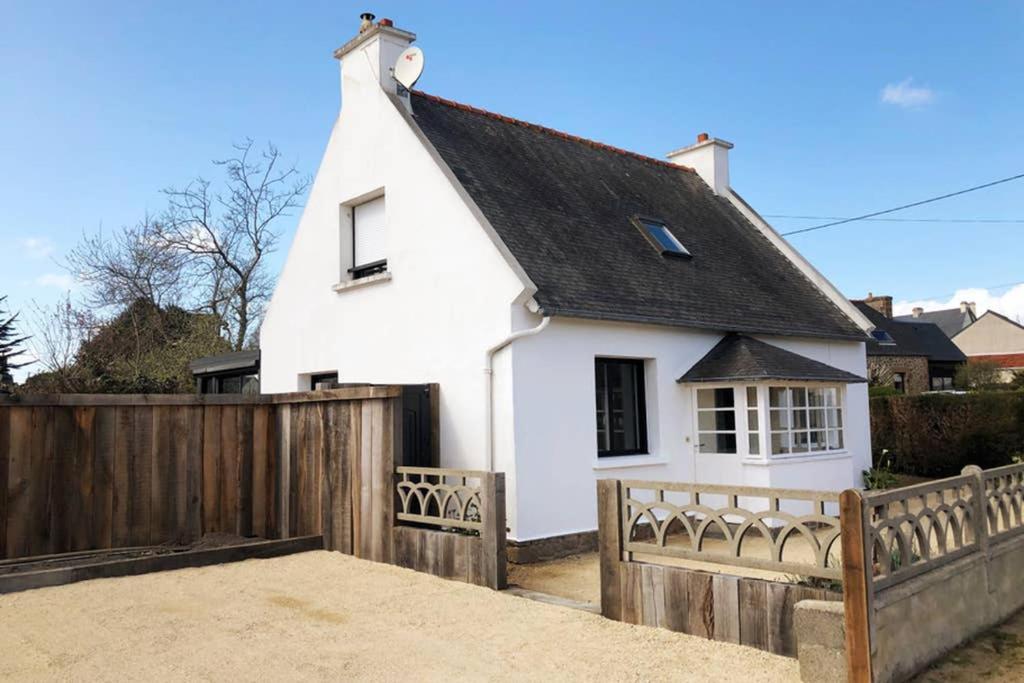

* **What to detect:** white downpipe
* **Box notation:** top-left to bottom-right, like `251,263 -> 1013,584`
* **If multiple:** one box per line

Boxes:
484,316 -> 551,471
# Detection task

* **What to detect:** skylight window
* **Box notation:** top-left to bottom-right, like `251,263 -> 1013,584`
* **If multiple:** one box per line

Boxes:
636,218 -> 690,257
871,330 -> 896,345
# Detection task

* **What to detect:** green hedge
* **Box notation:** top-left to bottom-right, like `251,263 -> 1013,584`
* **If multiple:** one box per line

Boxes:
870,391 -> 1024,477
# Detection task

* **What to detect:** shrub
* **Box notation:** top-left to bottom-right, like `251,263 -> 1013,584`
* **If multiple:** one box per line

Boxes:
870,391 -> 1024,477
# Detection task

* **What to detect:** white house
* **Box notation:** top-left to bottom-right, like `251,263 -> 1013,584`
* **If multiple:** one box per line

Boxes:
261,16 -> 875,554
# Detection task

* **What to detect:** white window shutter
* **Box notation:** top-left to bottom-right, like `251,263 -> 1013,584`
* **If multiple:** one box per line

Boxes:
353,196 -> 386,266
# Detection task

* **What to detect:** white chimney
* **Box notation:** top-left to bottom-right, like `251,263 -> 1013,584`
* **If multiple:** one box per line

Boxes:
960,301 -> 977,315
667,133 -> 734,195
333,13 -> 415,98
912,307 -> 924,318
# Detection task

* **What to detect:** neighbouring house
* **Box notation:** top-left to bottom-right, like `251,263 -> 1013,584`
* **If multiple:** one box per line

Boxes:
260,15 -> 875,551
852,295 -> 966,393
895,300 -> 977,338
951,310 -> 1024,381
190,350 -> 261,395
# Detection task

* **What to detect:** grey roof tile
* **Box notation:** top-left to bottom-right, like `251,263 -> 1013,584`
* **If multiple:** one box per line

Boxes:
678,334 -> 866,383
410,92 -> 866,341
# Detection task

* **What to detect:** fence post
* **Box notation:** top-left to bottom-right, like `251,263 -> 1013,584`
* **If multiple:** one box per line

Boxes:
961,465 -> 989,554
597,479 -> 624,620
840,488 -> 873,683
481,472 -> 507,590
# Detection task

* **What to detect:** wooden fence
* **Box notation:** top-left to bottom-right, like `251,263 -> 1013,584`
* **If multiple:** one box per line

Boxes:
0,388 -> 400,561
597,479 -> 844,657
0,387 -> 508,591
393,467 -> 506,589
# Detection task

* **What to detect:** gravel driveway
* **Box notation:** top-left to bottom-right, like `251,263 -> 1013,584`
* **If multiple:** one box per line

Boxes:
0,551 -> 798,681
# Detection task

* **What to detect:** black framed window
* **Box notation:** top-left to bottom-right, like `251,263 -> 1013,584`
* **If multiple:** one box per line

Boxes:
595,358 -> 648,457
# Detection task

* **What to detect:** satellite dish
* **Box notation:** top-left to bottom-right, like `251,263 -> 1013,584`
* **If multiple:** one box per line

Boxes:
394,46 -> 424,91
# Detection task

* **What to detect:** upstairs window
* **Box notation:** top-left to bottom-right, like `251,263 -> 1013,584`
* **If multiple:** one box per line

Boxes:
351,196 -> 387,279
635,217 -> 690,257
595,358 -> 648,457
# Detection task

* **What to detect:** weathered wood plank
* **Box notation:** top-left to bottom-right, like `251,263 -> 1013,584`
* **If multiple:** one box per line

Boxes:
72,407 -> 97,551
288,403 -> 299,538
111,406 -> 133,547
840,488 -> 874,683
766,582 -> 803,657
201,405 -> 221,533
6,408 -> 32,558
597,479 -> 624,620
29,407 -> 55,556
184,406 -> 202,543
346,402 -> 360,555
0,408 -> 9,558
662,565 -> 690,633
619,561 -> 643,625
128,407 -> 153,546
368,400 -> 387,562
739,578 -> 769,651
151,406 -> 175,545
219,404 -> 239,536
92,407 -> 116,550
236,406 -> 254,537
687,570 -> 715,639
358,400 -> 373,559
251,405 -> 269,538
712,573 -> 741,644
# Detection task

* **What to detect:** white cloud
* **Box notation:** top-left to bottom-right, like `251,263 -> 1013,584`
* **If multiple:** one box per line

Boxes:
18,236 -> 55,259
894,284 -> 1024,324
880,78 -> 935,108
33,272 -> 76,290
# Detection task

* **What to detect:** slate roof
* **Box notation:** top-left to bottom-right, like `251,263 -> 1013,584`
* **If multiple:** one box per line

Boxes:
893,307 -> 976,338
852,302 -> 966,363
410,92 -> 866,341
677,334 -> 866,383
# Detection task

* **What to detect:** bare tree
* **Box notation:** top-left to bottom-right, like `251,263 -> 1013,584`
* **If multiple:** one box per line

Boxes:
65,215 -> 189,312
26,294 -> 97,392
160,139 -> 309,349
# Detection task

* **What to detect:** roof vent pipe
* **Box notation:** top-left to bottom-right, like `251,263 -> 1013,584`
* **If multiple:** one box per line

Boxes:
359,12 -> 376,33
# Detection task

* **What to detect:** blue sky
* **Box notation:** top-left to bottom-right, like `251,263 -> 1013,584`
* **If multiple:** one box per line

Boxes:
3,1 -> 1023,364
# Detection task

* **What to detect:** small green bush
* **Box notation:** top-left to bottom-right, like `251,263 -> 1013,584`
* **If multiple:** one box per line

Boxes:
870,391 -> 1024,477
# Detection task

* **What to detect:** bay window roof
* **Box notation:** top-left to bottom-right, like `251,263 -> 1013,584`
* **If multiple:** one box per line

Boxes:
677,334 -> 866,384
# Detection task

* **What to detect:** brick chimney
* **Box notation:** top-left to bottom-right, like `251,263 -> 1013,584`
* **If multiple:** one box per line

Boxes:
862,292 -> 893,318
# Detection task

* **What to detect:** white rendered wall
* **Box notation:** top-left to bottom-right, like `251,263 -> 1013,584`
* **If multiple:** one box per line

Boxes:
508,314 -> 870,541
259,33 -> 529,530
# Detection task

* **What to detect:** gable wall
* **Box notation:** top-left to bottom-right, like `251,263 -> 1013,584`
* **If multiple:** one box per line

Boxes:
954,313 -> 1024,356
260,52 -> 528,530
507,312 -> 870,541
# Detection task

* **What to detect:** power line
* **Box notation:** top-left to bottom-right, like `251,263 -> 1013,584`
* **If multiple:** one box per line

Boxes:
906,279 -> 1024,303
779,172 -> 1024,236
767,215 -> 1024,224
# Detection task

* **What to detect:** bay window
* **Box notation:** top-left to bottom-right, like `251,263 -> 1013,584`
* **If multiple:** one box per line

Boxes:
694,383 -> 845,458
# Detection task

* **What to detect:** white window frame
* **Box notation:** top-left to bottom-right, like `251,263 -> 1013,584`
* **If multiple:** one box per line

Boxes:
691,382 -> 846,461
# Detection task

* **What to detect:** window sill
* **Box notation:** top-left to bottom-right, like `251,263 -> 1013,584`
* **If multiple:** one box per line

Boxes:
593,454 -> 669,471
741,451 -> 851,467
332,271 -> 392,293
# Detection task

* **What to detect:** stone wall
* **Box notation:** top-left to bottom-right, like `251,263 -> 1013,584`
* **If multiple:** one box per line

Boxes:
867,354 -> 930,394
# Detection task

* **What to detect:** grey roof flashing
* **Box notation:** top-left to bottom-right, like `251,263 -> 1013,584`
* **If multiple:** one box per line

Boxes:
189,350 -> 260,376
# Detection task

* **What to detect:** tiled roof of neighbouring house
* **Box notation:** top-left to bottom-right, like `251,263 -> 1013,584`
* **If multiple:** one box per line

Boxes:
410,92 -> 866,341
970,353 -> 1024,369
677,334 -> 866,383
893,307 -> 976,338
852,301 -> 967,363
